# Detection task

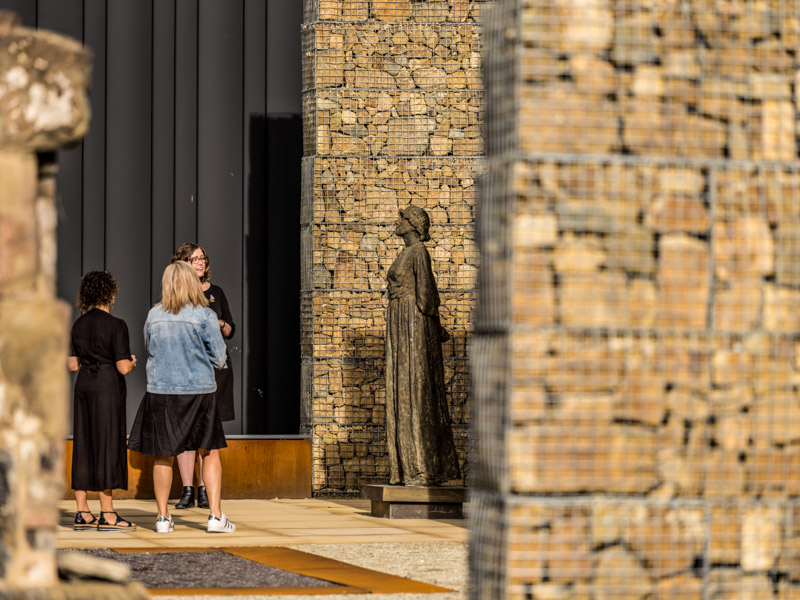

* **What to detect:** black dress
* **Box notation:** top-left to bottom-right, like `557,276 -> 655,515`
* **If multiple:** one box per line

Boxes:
69,309 -> 132,491
204,283 -> 236,422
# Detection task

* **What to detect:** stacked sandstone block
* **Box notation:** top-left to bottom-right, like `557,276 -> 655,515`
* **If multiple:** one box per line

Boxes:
471,0 -> 800,598
301,0 -> 487,492
0,12 -> 90,592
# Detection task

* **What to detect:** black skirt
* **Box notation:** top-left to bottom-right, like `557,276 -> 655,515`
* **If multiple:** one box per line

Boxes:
71,364 -> 128,491
128,392 -> 227,457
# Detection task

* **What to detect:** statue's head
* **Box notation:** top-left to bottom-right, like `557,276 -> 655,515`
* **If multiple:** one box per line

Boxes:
399,205 -> 431,241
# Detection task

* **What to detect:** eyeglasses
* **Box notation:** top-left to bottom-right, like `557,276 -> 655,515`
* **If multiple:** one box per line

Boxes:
189,256 -> 207,264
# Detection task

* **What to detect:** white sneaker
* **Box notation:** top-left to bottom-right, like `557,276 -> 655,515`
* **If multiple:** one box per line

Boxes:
207,512 -> 236,533
155,514 -> 174,533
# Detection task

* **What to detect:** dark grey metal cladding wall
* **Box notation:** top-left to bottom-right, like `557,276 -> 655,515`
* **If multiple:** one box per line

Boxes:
107,1 -> 154,432
0,0 -> 294,434
198,4 -> 243,434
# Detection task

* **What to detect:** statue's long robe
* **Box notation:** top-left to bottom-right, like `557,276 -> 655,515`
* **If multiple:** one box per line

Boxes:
385,241 -> 461,486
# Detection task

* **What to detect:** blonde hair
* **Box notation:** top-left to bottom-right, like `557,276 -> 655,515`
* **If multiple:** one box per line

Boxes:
160,261 -> 208,314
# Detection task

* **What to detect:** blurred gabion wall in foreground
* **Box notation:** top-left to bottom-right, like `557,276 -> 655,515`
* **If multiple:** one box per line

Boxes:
301,0 -> 487,492
471,0 -> 800,598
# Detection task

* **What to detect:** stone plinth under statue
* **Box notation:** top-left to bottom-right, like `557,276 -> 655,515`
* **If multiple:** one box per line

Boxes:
361,484 -> 467,519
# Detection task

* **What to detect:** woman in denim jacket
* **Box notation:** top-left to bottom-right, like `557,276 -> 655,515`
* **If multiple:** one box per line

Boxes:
128,261 -> 236,534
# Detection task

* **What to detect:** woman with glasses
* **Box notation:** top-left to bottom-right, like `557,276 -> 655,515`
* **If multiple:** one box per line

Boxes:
168,242 -> 236,510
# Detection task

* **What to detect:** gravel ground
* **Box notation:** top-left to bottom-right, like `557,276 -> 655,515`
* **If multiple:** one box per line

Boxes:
155,541 -> 467,600
61,548 -> 339,589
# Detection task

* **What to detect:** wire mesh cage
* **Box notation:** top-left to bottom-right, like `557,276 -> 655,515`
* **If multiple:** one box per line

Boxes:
300,284 -> 474,491
472,0 -> 800,597
474,498 -> 799,599
302,1 -> 488,493
305,0 -> 488,25
305,91 -> 484,159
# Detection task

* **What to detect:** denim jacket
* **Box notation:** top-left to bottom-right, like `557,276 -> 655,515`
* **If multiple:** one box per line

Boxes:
144,304 -> 227,394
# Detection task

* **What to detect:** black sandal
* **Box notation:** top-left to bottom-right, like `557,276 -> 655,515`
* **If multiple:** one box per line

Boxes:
73,510 -> 97,531
97,511 -> 137,532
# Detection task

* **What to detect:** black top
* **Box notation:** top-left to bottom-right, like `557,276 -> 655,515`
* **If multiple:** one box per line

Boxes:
204,283 -> 235,340
70,308 -> 132,365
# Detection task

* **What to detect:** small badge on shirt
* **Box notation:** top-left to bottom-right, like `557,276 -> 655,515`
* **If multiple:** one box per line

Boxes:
209,295 -> 215,302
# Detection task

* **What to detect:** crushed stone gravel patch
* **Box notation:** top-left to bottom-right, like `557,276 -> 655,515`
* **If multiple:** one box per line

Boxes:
59,548 -> 339,590
154,541 -> 467,600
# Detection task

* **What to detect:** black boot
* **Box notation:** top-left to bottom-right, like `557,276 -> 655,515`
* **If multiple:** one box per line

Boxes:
174,486 -> 195,509
197,485 -> 210,509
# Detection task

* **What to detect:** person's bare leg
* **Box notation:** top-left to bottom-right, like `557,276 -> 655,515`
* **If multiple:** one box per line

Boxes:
197,452 -> 205,487
200,449 -> 222,517
98,490 -> 136,527
98,490 -> 114,515
176,450 -> 196,487
153,456 -> 174,517
73,490 -> 96,527
74,490 -> 90,514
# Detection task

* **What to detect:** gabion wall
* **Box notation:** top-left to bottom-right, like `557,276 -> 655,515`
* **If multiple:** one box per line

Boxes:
301,0 -> 487,492
471,0 -> 800,598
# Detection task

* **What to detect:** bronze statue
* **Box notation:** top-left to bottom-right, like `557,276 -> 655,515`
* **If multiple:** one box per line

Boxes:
385,205 -> 461,487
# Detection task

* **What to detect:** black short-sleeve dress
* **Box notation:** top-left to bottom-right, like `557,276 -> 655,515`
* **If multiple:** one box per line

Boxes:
204,283 -> 235,422
69,309 -> 132,491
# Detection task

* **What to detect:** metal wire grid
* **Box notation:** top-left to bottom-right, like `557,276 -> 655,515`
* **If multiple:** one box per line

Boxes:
304,0 -> 489,25
312,424 -> 471,491
481,0 -> 519,158
301,223 -> 476,291
471,0 -> 800,594
469,333 -> 509,495
302,239 -> 479,491
305,355 -> 472,491
304,156 -> 480,217
471,497 -> 800,599
472,494 -> 800,598
303,90 -> 484,158
302,22 -> 484,92
299,290 -> 473,356
468,491 -> 509,599
299,205 -> 477,493
508,328 -> 800,496
302,21 -> 484,157
299,189 -> 477,491
511,0 -> 800,160
479,158 -> 800,334
473,158 -> 800,497
302,4 -> 486,493
301,287 -> 473,491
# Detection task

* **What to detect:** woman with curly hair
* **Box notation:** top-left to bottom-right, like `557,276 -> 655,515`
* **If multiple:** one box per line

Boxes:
169,242 -> 236,510
67,271 -> 137,531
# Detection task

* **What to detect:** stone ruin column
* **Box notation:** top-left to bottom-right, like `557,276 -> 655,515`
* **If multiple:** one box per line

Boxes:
472,0 -> 800,598
0,11 -> 91,593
